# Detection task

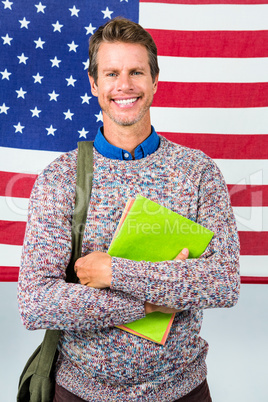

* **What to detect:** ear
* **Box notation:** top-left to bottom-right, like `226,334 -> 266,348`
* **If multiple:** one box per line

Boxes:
88,73 -> 98,97
153,73 -> 159,95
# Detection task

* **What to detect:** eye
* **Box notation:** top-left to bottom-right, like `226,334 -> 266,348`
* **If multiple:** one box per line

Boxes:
107,72 -> 117,77
132,71 -> 142,76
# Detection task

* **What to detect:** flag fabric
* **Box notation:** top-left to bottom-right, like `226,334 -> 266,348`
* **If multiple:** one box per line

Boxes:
0,0 -> 267,283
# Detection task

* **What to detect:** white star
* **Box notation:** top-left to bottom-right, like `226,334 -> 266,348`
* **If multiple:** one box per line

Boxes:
78,128 -> 89,139
14,122 -> 25,133
84,23 -> 96,35
32,72 -> 44,83
80,93 -> 92,104
0,103 -> 10,114
50,56 -> 61,67
1,69 -> 11,80
46,125 -> 57,136
2,33 -> 13,45
95,111 -> 103,122
67,41 -> 78,52
101,7 -> 113,19
82,59 -> 89,70
69,5 -> 80,17
66,75 -> 76,87
17,53 -> 29,64
19,17 -> 30,29
34,37 -> 45,49
52,21 -> 63,32
16,87 -> 27,98
35,2 -> 46,13
30,107 -> 41,117
2,0 -> 13,10
120,0 -> 128,2
48,90 -> 59,101
63,109 -> 74,120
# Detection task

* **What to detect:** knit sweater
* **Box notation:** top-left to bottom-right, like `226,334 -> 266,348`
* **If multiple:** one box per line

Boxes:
18,136 -> 240,401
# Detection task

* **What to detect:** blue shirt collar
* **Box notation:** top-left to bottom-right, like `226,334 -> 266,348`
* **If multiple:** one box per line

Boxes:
94,126 -> 160,160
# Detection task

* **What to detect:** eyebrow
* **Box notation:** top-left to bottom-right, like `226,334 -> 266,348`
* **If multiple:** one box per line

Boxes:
101,65 -> 147,73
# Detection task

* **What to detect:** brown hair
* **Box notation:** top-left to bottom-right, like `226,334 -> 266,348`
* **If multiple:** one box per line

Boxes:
88,17 -> 159,83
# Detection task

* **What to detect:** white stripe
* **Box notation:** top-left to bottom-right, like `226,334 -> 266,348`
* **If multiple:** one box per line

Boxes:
214,160 -> 268,186
233,207 -> 268,232
2,196 -> 267,233
0,192 -> 268,231
140,3 -> 268,31
1,149 -> 267,186
158,56 -> 268,83
151,107 -> 268,135
3,187 -> 268,228
240,256 -> 268,277
0,197 -> 29,222
0,244 -> 22,267
0,147 -> 62,174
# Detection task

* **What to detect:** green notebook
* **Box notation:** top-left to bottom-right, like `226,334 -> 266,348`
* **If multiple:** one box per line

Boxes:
108,195 -> 214,344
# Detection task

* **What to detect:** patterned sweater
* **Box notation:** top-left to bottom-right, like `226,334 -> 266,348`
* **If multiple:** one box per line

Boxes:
18,136 -> 240,401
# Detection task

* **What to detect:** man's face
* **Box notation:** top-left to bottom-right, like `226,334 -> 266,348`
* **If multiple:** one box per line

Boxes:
89,42 -> 158,128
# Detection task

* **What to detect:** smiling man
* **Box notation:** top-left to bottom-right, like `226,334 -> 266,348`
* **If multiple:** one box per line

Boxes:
89,41 -> 157,136
18,18 -> 240,402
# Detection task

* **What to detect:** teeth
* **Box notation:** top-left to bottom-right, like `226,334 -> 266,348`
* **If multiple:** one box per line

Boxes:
114,98 -> 137,105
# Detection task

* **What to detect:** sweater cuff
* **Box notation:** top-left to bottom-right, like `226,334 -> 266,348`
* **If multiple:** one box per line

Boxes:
110,257 -> 148,301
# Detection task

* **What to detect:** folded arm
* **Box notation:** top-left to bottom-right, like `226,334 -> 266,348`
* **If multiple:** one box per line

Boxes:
75,248 -> 189,314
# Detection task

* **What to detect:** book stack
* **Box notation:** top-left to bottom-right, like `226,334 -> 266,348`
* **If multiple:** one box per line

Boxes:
108,195 -> 214,345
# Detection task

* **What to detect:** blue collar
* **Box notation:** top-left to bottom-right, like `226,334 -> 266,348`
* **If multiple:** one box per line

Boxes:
94,126 -> 160,160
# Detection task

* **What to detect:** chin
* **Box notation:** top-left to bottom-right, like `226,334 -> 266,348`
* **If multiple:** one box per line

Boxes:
108,109 -> 150,127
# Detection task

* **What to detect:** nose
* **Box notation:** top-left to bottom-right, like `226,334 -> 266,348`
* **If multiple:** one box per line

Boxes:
116,72 -> 133,92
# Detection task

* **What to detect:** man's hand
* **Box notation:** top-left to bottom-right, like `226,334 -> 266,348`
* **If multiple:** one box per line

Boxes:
75,251 -> 112,288
174,247 -> 189,261
145,248 -> 189,315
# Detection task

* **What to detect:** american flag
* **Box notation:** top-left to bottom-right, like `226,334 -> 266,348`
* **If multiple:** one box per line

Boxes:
0,0 -> 267,283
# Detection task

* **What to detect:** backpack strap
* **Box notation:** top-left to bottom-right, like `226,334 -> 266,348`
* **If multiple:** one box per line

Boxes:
35,141 -> 94,378
66,141 -> 94,283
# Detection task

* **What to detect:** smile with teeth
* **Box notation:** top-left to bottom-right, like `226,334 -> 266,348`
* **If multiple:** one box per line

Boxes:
113,97 -> 138,106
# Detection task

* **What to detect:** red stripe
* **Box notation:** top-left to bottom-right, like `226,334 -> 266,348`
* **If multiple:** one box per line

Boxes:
0,221 -> 26,245
1,173 -> 267,206
0,267 -> 19,282
141,0 -> 268,4
0,171 -> 37,198
153,82 -> 268,108
160,133 -> 268,160
239,232 -> 268,255
148,30 -> 268,58
1,268 -> 266,284
241,276 -> 268,284
1,218 -> 267,252
227,185 -> 268,207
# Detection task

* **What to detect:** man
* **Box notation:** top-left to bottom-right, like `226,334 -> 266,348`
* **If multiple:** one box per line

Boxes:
18,18 -> 240,401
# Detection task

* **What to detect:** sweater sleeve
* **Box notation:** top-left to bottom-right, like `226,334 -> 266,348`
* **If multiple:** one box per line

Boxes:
17,161 -> 145,331
110,159 -> 240,311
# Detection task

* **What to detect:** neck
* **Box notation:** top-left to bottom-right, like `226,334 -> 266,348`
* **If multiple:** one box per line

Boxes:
102,116 -> 152,157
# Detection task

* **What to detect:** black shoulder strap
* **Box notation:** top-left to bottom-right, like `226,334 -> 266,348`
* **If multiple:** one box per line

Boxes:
66,141 -> 94,283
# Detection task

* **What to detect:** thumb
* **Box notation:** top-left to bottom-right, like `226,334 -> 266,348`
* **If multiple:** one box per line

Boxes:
174,248 -> 189,260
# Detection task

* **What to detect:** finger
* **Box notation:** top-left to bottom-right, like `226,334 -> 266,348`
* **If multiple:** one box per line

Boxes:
75,257 -> 83,266
174,248 -> 189,260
